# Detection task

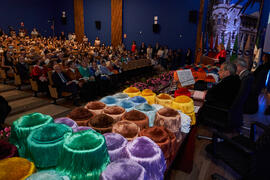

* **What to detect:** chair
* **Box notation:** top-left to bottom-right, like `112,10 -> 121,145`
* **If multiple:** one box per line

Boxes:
13,67 -> 23,90
205,122 -> 270,180
0,68 -> 13,84
29,79 -> 39,97
28,66 -> 39,96
121,63 -> 128,72
0,68 -> 7,84
47,71 -> 72,104
198,74 -> 254,132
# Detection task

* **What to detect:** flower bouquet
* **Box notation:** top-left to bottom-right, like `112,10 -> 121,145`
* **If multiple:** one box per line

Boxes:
0,127 -> 11,141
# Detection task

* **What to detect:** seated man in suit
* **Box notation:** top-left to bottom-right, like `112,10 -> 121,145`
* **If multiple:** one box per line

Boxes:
202,62 -> 241,109
52,64 -> 79,106
235,58 -> 250,80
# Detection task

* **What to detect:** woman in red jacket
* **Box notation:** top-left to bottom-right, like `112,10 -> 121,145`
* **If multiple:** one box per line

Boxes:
31,59 -> 49,93
131,41 -> 136,53
214,43 -> 226,64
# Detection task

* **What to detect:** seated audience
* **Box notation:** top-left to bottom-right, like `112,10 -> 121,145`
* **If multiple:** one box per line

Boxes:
0,26 -> 194,105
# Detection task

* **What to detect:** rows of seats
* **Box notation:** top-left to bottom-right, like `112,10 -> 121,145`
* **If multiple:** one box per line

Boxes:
0,60 -> 153,104
122,59 -> 151,71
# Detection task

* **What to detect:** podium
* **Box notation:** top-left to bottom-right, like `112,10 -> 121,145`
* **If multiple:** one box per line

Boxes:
200,56 -> 218,65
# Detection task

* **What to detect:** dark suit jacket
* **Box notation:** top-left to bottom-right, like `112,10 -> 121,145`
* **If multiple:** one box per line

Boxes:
52,71 -> 70,93
205,75 -> 241,108
239,69 -> 250,80
16,63 -> 29,80
244,63 -> 269,113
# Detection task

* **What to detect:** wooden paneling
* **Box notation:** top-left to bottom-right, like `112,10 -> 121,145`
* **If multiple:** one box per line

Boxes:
74,0 -> 84,42
111,0 -> 122,47
195,0 -> 205,64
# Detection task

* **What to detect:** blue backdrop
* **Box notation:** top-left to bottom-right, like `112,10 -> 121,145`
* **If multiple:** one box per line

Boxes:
83,0 -> 111,46
122,0 -> 200,50
1,0 -> 268,51
0,0 -> 74,37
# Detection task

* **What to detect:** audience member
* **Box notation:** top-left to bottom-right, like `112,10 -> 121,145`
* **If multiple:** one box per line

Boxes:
139,42 -> 147,55
185,48 -> 192,65
0,28 -> 193,104
31,28 -> 39,38
52,64 -> 79,106
31,59 -> 49,93
94,37 -> 100,47
65,61 -> 83,87
16,55 -> 29,82
131,41 -> 136,53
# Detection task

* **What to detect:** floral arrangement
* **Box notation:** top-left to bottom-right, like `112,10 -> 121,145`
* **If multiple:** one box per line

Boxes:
131,71 -> 174,92
0,126 -> 11,140
129,64 -> 218,93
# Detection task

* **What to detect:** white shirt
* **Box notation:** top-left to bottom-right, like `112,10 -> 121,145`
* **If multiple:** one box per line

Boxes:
83,37 -> 88,42
147,47 -> 152,54
239,69 -> 247,77
95,40 -> 101,46
157,49 -> 164,58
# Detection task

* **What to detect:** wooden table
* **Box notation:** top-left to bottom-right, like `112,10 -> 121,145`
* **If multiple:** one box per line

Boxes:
164,95 -> 205,179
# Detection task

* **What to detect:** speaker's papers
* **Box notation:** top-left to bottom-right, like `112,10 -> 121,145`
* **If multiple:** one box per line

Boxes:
177,69 -> 195,87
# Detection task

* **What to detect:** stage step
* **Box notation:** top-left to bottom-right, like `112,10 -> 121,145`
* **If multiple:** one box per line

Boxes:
8,97 -> 51,116
5,104 -> 71,125
0,90 -> 32,102
0,84 -> 16,93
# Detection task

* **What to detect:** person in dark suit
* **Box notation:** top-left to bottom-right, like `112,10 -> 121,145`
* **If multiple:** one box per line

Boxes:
16,55 -> 29,82
242,53 -> 270,114
0,96 -> 11,126
185,48 -> 192,65
139,42 -> 147,56
52,64 -> 79,106
255,53 -> 270,114
235,58 -> 250,80
152,42 -> 160,58
203,62 -> 241,108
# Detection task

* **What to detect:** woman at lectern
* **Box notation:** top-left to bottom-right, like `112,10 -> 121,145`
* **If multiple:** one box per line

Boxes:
214,43 -> 226,64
